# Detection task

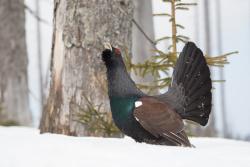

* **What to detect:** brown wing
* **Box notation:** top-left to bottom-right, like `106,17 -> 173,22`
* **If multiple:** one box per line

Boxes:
133,97 -> 191,146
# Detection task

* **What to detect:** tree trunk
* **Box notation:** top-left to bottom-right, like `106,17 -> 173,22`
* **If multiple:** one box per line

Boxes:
0,0 -> 31,126
131,0 -> 156,94
40,0 -> 133,136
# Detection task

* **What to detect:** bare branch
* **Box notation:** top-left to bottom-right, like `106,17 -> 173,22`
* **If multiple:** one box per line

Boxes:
22,3 -> 50,25
118,7 -> 157,49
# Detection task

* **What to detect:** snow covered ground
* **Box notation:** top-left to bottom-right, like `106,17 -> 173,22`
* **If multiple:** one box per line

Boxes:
0,126 -> 250,167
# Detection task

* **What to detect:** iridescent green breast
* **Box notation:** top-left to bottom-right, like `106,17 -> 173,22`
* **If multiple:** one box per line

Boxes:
110,96 -> 138,124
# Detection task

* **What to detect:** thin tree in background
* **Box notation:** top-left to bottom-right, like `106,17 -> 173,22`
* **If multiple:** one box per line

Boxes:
35,0 -> 44,108
39,0 -> 133,136
132,0 -> 156,94
216,0 -> 228,138
194,0 -> 200,44
0,0 -> 32,125
203,0 -> 216,136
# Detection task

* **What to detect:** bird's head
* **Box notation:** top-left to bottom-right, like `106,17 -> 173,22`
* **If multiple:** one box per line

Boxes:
102,42 -> 123,68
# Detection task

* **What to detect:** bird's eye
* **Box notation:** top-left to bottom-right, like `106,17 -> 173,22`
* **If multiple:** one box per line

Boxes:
114,48 -> 121,56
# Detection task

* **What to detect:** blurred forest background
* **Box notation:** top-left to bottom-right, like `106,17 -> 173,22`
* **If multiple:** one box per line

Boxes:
0,0 -> 250,141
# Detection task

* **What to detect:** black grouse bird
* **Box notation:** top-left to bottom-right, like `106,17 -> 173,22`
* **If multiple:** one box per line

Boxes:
102,42 -> 212,147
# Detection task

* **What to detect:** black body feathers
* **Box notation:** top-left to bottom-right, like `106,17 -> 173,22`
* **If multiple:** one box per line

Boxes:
102,42 -> 212,146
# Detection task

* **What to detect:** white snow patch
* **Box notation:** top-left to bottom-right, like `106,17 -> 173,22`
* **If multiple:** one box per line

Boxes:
0,126 -> 250,167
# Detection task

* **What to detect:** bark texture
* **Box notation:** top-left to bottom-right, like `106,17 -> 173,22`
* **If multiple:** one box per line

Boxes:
0,0 -> 31,125
131,0 -> 156,92
40,0 -> 133,136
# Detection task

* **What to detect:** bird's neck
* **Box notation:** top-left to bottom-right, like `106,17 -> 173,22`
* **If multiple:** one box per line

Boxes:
105,64 -> 142,122
106,65 -> 143,98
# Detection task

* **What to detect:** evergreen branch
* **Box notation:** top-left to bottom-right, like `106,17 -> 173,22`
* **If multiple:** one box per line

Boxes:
177,35 -> 189,40
151,52 -> 176,60
168,45 -> 173,50
129,62 -> 170,77
176,35 -> 189,43
162,0 -> 172,2
207,51 -> 239,58
175,3 -> 197,6
176,24 -> 185,29
155,36 -> 172,43
153,13 -> 171,17
76,95 -> 121,137
176,38 -> 188,43
205,51 -> 238,66
175,7 -> 189,10
152,49 -> 171,56
213,80 -> 226,82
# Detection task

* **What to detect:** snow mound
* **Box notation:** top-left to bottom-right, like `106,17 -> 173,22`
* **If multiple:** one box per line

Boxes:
0,126 -> 250,167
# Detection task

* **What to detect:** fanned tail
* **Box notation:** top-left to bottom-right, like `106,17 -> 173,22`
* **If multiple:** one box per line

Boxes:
157,42 -> 212,126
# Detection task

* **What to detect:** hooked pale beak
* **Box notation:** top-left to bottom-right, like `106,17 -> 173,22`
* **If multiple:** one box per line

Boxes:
103,42 -> 112,51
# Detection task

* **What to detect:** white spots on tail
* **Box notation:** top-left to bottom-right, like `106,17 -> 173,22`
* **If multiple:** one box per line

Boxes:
135,101 -> 142,108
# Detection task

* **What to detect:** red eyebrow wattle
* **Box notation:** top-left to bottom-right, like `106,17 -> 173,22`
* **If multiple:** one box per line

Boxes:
115,48 -> 121,55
